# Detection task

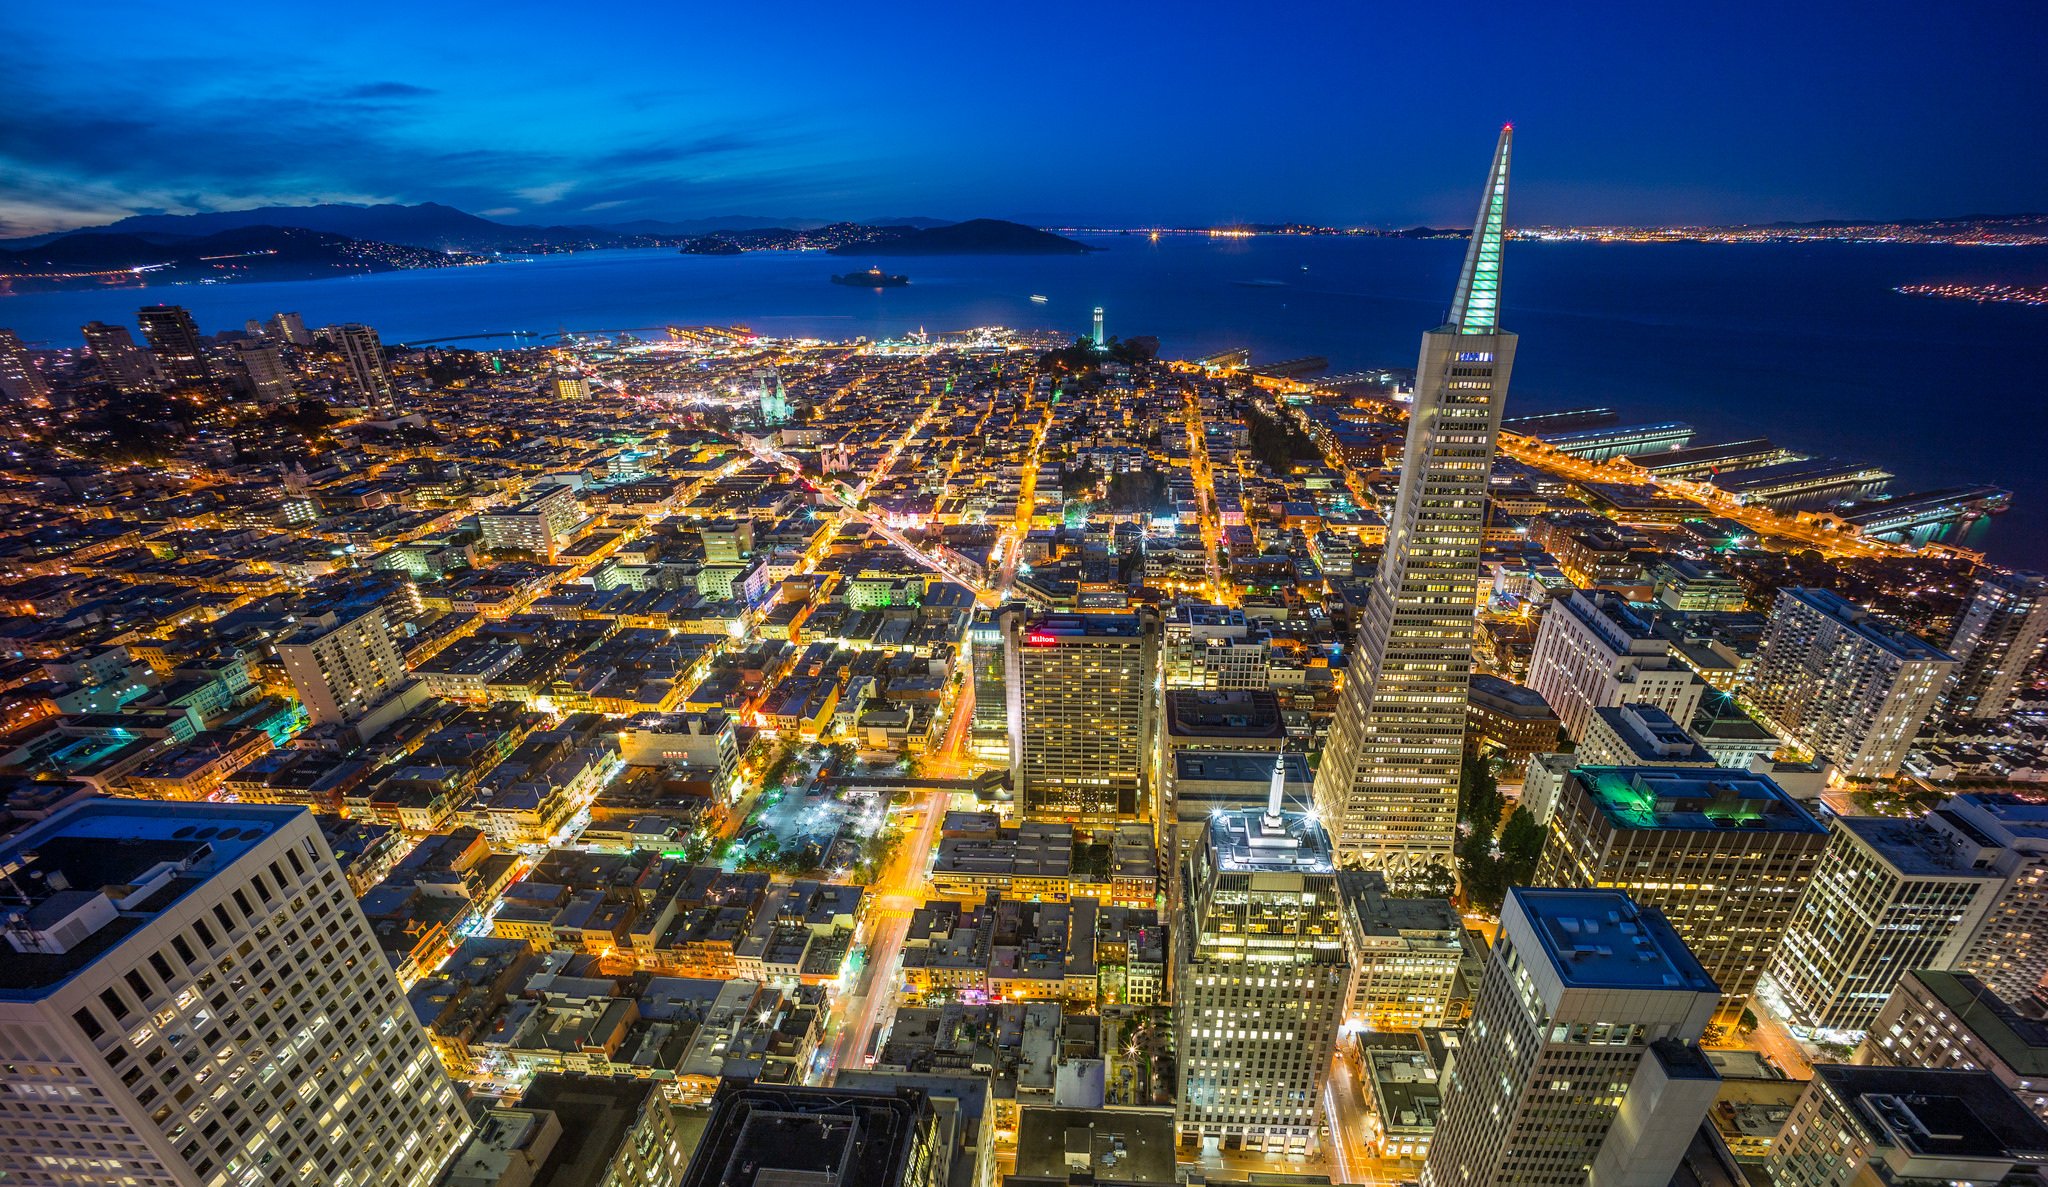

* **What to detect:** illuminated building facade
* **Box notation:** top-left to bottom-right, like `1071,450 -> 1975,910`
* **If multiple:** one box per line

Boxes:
1012,612 -> 1154,822
1174,792 -> 1349,1156
0,800 -> 469,1187
1422,888 -> 1721,1187
1944,570 -> 2048,722
137,303 -> 215,394
1748,587 -> 1953,779
1533,765 -> 1827,1005
1315,127 -> 1515,876
336,322 -> 397,414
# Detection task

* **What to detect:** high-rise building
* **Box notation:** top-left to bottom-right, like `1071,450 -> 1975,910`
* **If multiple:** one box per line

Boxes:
1525,588 -> 1707,740
269,311 -> 311,345
0,800 -> 470,1186
1945,570 -> 2048,722
1857,969 -> 2048,1122
679,1082 -> 943,1187
1314,127 -> 1515,878
1158,688 -> 1290,881
233,340 -> 294,403
0,328 -> 51,405
1747,586 -> 1954,779
335,323 -> 397,413
1936,793 -> 2048,1006
1174,791 -> 1349,1156
1012,612 -> 1154,821
479,484 -> 585,561
1573,703 -> 1718,769
1766,1064 -> 2048,1187
553,372 -> 591,401
1337,870 -> 1463,1032
1422,887 -> 1722,1187
137,304 -> 215,393
81,320 -> 161,392
967,605 -> 1019,763
1533,765 -> 1828,1005
1761,813 -> 2002,1035
276,591 -> 415,725
1161,604 -> 1270,689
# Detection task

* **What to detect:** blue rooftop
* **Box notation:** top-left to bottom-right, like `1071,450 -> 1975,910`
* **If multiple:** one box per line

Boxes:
1510,887 -> 1719,994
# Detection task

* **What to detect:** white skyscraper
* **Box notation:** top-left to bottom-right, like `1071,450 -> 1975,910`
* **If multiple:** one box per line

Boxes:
0,800 -> 470,1186
1314,127 -> 1515,877
1945,570 -> 2048,722
1174,789 -> 1350,1156
1748,587 -> 1954,779
1422,887 -> 1722,1187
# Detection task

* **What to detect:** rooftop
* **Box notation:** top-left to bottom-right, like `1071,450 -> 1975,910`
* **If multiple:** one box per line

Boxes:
1163,688 -> 1286,739
1011,1106 -> 1176,1185
678,1083 -> 935,1187
1510,887 -> 1718,994
1905,970 -> 2048,1076
1835,815 -> 2004,879
1203,807 -> 1335,875
0,800 -> 301,998
1779,587 -> 1954,664
1571,766 -> 1826,835
1815,1063 -> 2048,1164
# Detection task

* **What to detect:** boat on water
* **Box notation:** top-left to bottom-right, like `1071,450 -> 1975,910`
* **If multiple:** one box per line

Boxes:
832,266 -> 909,288
1029,294 -> 1049,304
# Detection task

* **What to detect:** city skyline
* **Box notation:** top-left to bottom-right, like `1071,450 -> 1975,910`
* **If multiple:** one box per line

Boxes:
4,0 -> 2045,237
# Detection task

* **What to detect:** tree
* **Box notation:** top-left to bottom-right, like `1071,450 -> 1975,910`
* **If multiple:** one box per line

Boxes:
1498,807 -> 1545,890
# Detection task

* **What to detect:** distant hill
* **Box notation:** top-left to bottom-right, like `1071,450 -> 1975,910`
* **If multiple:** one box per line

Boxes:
0,225 -> 484,289
597,215 -> 833,236
857,216 -> 956,230
829,219 -> 1091,256
0,202 -> 677,254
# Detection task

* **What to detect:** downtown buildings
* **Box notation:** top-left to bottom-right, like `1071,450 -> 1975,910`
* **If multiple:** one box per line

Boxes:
1422,887 -> 1721,1187
1174,794 -> 1350,1156
1533,765 -> 1827,1007
1747,586 -> 1954,779
1315,126 -> 1516,877
1011,612 -> 1155,822
0,800 -> 470,1186
1944,570 -> 2048,723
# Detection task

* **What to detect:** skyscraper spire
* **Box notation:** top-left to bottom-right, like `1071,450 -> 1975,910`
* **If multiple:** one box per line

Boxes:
1449,124 -> 1512,335
1313,129 -> 1519,880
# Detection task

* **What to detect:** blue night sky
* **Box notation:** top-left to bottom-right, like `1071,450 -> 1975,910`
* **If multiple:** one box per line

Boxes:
2,0 -> 2042,237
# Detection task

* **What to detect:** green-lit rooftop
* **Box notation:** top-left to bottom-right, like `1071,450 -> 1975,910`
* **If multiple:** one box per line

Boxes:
1571,766 -> 1827,835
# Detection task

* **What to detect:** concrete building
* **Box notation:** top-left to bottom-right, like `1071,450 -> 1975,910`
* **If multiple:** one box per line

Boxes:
1174,794 -> 1349,1155
0,800 -> 470,1187
482,484 -> 585,562
1766,1064 -> 2048,1187
1161,604 -> 1270,690
233,339 -> 294,403
678,1082 -> 942,1187
0,327 -> 51,404
137,303 -> 215,393
554,372 -> 592,401
277,593 -> 415,726
1859,969 -> 2048,1122
1315,128 -> 1517,877
1939,793 -> 2048,1006
1013,613 -> 1154,822
1422,887 -> 1721,1187
506,1073 -> 699,1187
1762,814 -> 2003,1036
336,322 -> 397,413
1525,588 -> 1706,741
1338,871 -> 1464,1031
1575,703 -> 1718,769
1534,765 -> 1828,1004
1747,587 -> 1954,779
1945,570 -> 2048,723
967,606 -> 1012,762
1463,674 -> 1561,776
82,320 -> 161,393
269,311 -> 311,345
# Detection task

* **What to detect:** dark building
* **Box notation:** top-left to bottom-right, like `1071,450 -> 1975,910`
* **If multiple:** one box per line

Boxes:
136,303 -> 216,393
679,1082 -> 943,1187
